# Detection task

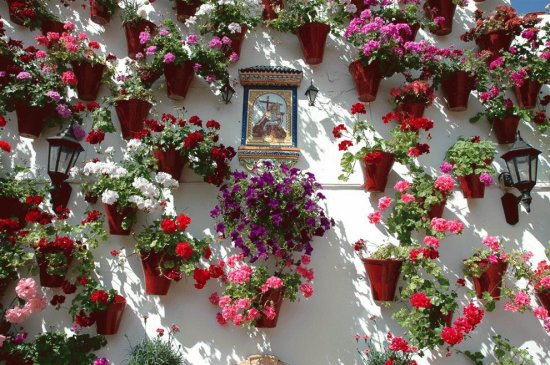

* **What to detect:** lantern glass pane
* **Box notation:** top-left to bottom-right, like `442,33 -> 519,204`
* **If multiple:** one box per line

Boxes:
506,159 -> 518,184
308,90 -> 318,103
49,145 -> 59,173
530,155 -> 538,182
58,146 -> 75,175
516,155 -> 530,183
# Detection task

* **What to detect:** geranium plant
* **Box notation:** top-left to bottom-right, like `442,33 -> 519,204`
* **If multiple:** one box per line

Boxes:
444,137 -> 496,182
390,79 -> 435,108
194,0 -> 261,38
127,323 -> 184,365
356,330 -> 417,365
269,0 -> 347,33
69,278 -> 122,330
463,335 -> 533,365
1,277 -> 47,326
0,219 -> 32,287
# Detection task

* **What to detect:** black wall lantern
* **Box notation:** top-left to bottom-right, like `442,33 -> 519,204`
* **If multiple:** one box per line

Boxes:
220,83 -> 235,104
305,81 -> 319,106
47,122 -> 84,209
498,131 -> 541,225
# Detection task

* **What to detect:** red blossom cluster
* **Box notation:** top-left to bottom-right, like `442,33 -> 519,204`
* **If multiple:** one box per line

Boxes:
86,129 -> 105,144
410,292 -> 431,309
90,289 -> 109,304
160,213 -> 191,234
37,235 -> 75,254
80,210 -> 100,225
25,209 -> 53,225
441,302 -> 484,346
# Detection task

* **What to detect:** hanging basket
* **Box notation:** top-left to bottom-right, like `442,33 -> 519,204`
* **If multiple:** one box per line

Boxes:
224,25 -> 248,58
15,102 -> 54,139
513,80 -> 542,109
441,71 -> 476,111
164,61 -> 195,100
176,0 -> 202,22
124,19 -> 157,59
6,0 -> 25,25
395,101 -> 426,118
424,0 -> 457,36
103,204 -> 136,235
115,99 -> 152,140
296,22 -> 330,65
93,294 -> 126,335
535,290 -> 550,312
475,30 -> 513,63
427,198 -> 447,219
36,250 -> 72,288
71,61 -> 106,101
262,0 -> 284,21
471,260 -> 508,300
362,258 -> 403,302
458,174 -> 485,199
141,251 -> 172,296
255,287 -> 285,328
363,152 -> 395,193
349,59 -> 382,103
154,146 -> 185,181
90,0 -> 112,25
40,18 -> 65,36
491,115 -> 520,145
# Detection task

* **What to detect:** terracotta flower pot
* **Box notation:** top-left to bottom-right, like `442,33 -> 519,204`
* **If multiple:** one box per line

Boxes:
513,80 -> 542,109
262,0 -> 284,21
364,151 -> 395,192
458,174 -> 485,199
124,19 -> 157,59
475,30 -> 513,63
40,18 -> 65,36
471,260 -> 508,300
349,59 -> 382,103
71,61 -> 105,101
164,61 -> 194,100
491,115 -> 520,145
396,101 -> 426,118
429,308 -> 453,327
535,290 -> 550,311
176,0 -> 202,22
0,196 -> 29,228
442,71 -> 476,111
362,258 -> 403,301
103,204 -> 136,235
93,294 -> 126,335
141,252 -> 172,295
296,22 -> 330,65
15,103 -> 56,139
427,198 -> 446,219
224,25 -> 248,58
424,0 -> 456,36
115,99 -> 152,140
393,22 -> 420,42
154,146 -> 185,181
255,287 -> 285,328
90,0 -> 112,25
36,250 -> 72,288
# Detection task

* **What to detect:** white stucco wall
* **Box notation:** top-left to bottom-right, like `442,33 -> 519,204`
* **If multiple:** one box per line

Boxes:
1,0 -> 549,364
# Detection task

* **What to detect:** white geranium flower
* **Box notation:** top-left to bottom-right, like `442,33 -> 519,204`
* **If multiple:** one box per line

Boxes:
155,172 -> 179,188
196,4 -> 214,16
132,177 -> 160,198
344,3 -> 357,13
14,171 -> 33,181
101,190 -> 119,205
228,22 -> 242,34
69,166 -> 80,179
185,16 -> 197,27
126,139 -> 142,153
129,195 -> 145,210
137,7 -> 147,18
104,147 -> 114,154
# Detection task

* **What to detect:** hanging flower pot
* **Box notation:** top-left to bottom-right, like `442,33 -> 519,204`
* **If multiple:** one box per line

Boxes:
255,287 -> 285,328
36,250 -> 72,288
442,71 -> 476,111
141,251 -> 172,295
424,0 -> 457,36
535,290 -> 550,311
71,61 -> 106,101
15,102 -> 54,139
115,99 -> 152,140
491,115 -> 520,145
90,0 -> 112,25
296,22 -> 331,65
40,18 -> 65,36
93,294 -> 126,335
84,193 -> 98,204
224,25 -> 248,58
262,0 -> 284,21
176,0 -> 202,22
393,21 -> 420,42
513,80 -> 542,109
351,0 -> 367,15
363,151 -> 395,192
427,198 -> 447,219
362,258 -> 403,301
395,101 -> 426,118
349,59 -> 382,103
458,174 -> 485,199
471,260 -> 508,300
0,318 -> 10,335
6,0 -> 25,25
124,19 -> 157,59
0,196 -> 29,228
475,30 -> 513,62
154,146 -> 185,181
429,308 -> 453,327
103,204 -> 136,235
164,61 -> 195,100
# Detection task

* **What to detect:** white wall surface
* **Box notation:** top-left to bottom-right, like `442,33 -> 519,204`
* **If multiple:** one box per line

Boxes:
1,0 -> 549,364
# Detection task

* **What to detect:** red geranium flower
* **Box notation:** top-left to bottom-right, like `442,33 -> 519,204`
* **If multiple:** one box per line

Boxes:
90,290 -> 109,304
183,131 -> 204,149
161,218 -> 177,234
188,115 -> 202,126
338,140 -> 353,151
351,103 -> 366,115
363,151 -> 382,164
175,213 -> 191,230
86,129 -> 105,145
410,292 -> 431,308
440,326 -> 464,345
0,140 -> 11,153
206,119 -> 220,129
332,124 -> 346,138
175,242 -> 193,259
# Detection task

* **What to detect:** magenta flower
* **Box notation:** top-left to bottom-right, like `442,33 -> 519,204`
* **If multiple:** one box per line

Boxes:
209,37 -> 223,49
163,52 -> 176,64
229,52 -> 239,63
139,31 -> 151,45
72,124 -> 86,141
93,358 -> 110,365
159,28 -> 169,36
56,104 -> 72,119
193,63 -> 202,72
186,34 -> 199,45
440,162 -> 453,173
46,91 -> 61,102
146,46 -> 157,56
16,72 -> 32,80
479,173 -> 493,186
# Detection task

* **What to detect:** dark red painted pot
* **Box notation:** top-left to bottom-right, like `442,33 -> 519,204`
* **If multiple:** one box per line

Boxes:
115,99 -> 152,140
6,0 -> 25,25
40,18 -> 65,36
0,318 -> 11,335
262,0 -> 284,21
255,287 -> 285,328
141,252 -> 172,295
103,204 -> 136,235
393,22 -> 419,42
442,71 -> 476,111
429,308 -> 453,327
0,196 -> 29,228
176,0 -> 202,22
535,290 -> 550,311
154,147 -> 185,181
90,0 -> 112,25
36,250 -> 72,288
471,260 -> 508,300
491,115 -> 520,145
475,30 -> 513,62
513,80 -> 542,109
362,258 -> 403,301
296,22 -> 330,65
84,193 -> 98,204
458,174 -> 485,199
71,61 -> 105,101
15,103 -> 54,138
364,151 -> 395,193
224,25 -> 248,58
124,19 -> 157,59
396,101 -> 426,118
93,294 -> 126,335
349,59 -> 381,103
424,0 -> 457,36
427,199 -> 447,219
164,61 -> 194,100
351,0 -> 367,15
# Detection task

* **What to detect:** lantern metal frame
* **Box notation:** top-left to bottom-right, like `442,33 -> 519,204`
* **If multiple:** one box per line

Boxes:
220,83 -> 236,104
305,81 -> 319,106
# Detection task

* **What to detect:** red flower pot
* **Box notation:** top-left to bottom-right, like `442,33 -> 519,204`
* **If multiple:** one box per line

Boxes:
0,196 -> 29,228
115,99 -> 152,140
429,308 -> 453,327
475,30 -> 513,63
4,355 -> 32,365
0,319 -> 11,335
164,61 -> 194,100
255,287 -> 285,328
15,103 -> 54,138
296,22 -> 330,65
93,294 -> 126,335
154,147 -> 185,181
363,151 -> 395,192
176,0 -> 202,22
535,290 -> 550,311
471,260 -> 508,300
458,174 -> 485,199
393,21 -> 419,42
262,0 -> 284,21
224,25 -> 248,58
36,250 -> 72,288
395,101 -> 426,118
362,258 -> 403,302
442,71 -> 476,111
124,19 -> 157,59
84,193 -> 98,204
6,0 -> 25,25
90,0 -> 112,25
513,80 -> 542,109
71,61 -> 105,101
103,204 -> 136,235
141,252 -> 172,295
351,0 -> 367,15
427,198 -> 446,219
424,0 -> 456,36
349,59 -> 382,103
40,18 -> 65,36
491,115 -> 520,145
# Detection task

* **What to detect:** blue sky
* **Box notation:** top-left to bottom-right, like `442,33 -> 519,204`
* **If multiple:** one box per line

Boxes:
511,0 -> 548,14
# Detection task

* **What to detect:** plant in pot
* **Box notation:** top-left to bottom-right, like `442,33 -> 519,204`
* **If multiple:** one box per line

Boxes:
355,327 -> 418,365
5,0 -> 44,29
269,0 -> 346,65
390,79 -> 435,118
90,0 -> 118,25
70,278 -> 126,335
530,260 -> 550,312
423,0 -> 468,36
334,105 -> 433,192
187,34 -> 234,93
463,334 -> 534,365
444,136 -> 496,199
210,163 -> 334,327
0,277 -> 47,333
127,322 -> 184,365
0,22 -> 24,89
38,7 -> 65,36
173,0 -> 205,22
120,0 -> 157,59
138,113 -> 235,184
0,218 -> 33,298
135,212 -> 213,295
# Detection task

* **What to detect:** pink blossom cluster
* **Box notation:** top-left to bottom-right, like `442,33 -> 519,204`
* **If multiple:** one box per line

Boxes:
434,174 -> 455,193
5,278 -> 47,324
430,217 -> 464,234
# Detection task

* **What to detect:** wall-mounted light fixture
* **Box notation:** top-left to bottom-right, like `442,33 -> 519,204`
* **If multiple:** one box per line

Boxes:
220,83 -> 236,104
305,81 -> 319,106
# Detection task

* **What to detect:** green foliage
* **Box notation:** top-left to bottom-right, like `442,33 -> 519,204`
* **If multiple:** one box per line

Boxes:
0,168 -> 50,202
70,278 -> 118,317
146,19 -> 191,71
269,0 -> 347,33
195,0 -> 260,35
128,337 -> 185,365
120,0 -> 143,24
445,137 -> 496,177
463,335 -> 533,365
